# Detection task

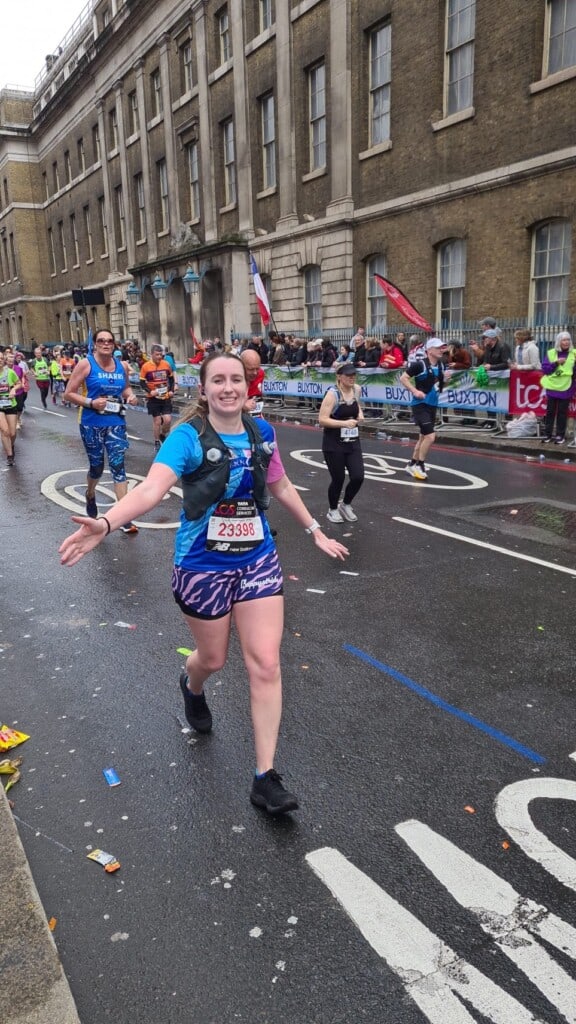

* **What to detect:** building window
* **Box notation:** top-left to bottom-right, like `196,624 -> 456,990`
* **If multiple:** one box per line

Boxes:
151,69 -> 163,118
367,256 -> 387,328
158,159 -> 169,231
58,220 -> 67,271
43,171 -> 49,200
3,178 -> 9,207
92,123 -> 101,162
0,240 -> 5,282
115,185 -> 126,248
532,220 -> 572,323
218,7 -> 231,63
308,63 -> 326,171
186,143 -> 200,220
70,214 -> 80,266
109,107 -> 118,150
222,120 -> 236,205
438,239 -> 466,327
2,237 -> 9,280
48,228 -> 56,275
53,161 -> 60,192
304,265 -> 322,334
77,137 -> 85,173
102,4 -> 110,28
9,233 -> 17,279
547,0 -> 576,74
83,205 -> 93,261
128,90 -> 139,135
261,93 -> 276,189
98,196 -> 109,256
135,173 -> 146,239
64,150 -> 72,184
180,41 -> 193,93
260,0 -> 273,32
445,0 -> 476,115
370,24 -> 391,145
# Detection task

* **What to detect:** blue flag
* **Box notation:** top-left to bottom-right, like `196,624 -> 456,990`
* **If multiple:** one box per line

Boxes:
87,328 -> 94,353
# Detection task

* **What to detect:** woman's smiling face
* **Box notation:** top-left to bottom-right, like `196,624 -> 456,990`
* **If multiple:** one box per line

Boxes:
203,356 -> 248,416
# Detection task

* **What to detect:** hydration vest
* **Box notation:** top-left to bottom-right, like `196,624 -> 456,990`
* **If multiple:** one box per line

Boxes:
181,414 -> 274,521
413,357 -> 444,395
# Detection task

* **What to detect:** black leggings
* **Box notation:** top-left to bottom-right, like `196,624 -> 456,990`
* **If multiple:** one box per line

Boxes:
323,447 -> 365,509
544,396 -> 569,439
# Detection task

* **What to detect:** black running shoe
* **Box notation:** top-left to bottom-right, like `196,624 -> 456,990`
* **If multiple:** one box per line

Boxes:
179,672 -> 212,733
250,770 -> 299,815
86,495 -> 98,518
7,455 -> 14,467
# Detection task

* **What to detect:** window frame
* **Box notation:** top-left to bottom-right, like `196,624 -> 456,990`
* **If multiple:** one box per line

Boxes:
260,0 -> 273,32
218,7 -> 232,64
151,69 -> 163,118
260,93 -> 276,190
545,0 -> 576,75
367,255 -> 387,329
83,204 -> 93,261
222,119 -> 237,206
98,196 -> 109,257
308,62 -> 326,172
444,0 -> 476,116
158,158 -> 169,232
115,184 -> 126,248
437,238 -> 467,328
181,41 -> 193,93
70,213 -> 80,267
304,265 -> 322,334
128,90 -> 139,135
77,137 -> 85,174
109,107 -> 119,151
369,23 -> 392,147
58,219 -> 67,272
186,143 -> 200,221
530,219 -> 572,324
135,172 -> 146,240
48,227 -> 56,275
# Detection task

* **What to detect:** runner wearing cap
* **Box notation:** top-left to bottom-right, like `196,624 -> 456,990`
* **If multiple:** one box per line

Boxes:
400,337 -> 447,481
140,344 -> 177,452
318,362 -> 365,522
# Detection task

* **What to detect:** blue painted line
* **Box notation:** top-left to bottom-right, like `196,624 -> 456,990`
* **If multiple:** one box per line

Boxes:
344,644 -> 547,765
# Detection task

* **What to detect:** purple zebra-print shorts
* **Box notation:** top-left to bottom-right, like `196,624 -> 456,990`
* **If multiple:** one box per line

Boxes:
172,550 -> 284,620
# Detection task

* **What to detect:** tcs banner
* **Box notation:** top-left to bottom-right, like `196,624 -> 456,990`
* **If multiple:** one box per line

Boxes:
509,370 -> 576,418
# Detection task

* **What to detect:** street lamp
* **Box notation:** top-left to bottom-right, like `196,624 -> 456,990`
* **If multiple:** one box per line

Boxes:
126,281 -> 141,306
151,273 -> 168,300
182,265 -> 200,297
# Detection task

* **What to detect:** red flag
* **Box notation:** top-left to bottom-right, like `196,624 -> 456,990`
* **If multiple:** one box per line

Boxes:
250,253 -> 271,327
373,274 -> 432,331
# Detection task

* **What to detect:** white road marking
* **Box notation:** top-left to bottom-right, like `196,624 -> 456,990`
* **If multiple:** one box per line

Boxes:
340,571 -> 359,576
293,484 -> 310,492
306,588 -> 325,594
495,778 -> 576,893
307,846 -> 545,1024
569,751 -> 576,764
41,469 -> 182,529
29,405 -> 67,418
290,450 -> 488,490
126,434 -> 141,441
393,516 -> 576,578
397,819 -> 576,1023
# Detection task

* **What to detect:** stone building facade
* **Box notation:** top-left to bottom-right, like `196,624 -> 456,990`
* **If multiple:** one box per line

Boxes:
0,0 -> 575,358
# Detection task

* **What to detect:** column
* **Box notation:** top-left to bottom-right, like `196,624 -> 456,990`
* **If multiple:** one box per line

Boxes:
275,0 -> 298,230
96,99 -> 118,272
194,4 -> 217,243
159,33 -> 181,230
113,80 -> 136,265
328,0 -> 353,216
134,59 -> 157,261
230,0 -> 253,235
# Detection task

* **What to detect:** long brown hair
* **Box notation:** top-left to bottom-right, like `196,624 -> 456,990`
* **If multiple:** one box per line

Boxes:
175,352 -> 248,433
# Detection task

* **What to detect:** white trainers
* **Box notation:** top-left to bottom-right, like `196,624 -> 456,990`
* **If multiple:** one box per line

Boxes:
326,508 -> 344,523
405,462 -> 416,477
412,464 -> 428,481
339,503 -> 357,522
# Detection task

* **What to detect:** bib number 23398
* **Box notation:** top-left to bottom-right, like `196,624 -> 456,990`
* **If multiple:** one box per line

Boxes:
206,499 -> 264,554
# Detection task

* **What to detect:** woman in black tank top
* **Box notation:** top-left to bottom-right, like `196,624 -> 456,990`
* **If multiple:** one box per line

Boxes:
318,362 -> 365,524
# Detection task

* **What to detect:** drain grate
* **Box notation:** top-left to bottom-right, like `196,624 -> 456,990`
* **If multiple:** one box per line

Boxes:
442,499 -> 576,551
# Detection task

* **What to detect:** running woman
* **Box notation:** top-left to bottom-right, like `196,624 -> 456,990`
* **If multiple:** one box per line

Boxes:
318,362 -> 365,523
64,328 -> 140,534
59,353 -> 349,814
139,344 -> 177,451
0,350 -> 19,466
30,346 -> 51,409
5,349 -> 27,429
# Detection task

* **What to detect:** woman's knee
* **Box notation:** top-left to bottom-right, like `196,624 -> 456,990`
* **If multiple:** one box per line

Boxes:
246,652 -> 281,685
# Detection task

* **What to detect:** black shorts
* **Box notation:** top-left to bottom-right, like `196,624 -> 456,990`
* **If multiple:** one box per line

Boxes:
412,403 -> 437,435
147,398 -> 173,417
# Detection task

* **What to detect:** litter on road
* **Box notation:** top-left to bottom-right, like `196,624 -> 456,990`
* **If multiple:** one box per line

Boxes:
87,849 -> 121,873
176,647 -> 194,656
103,768 -> 121,787
0,725 -> 30,752
0,756 -> 22,791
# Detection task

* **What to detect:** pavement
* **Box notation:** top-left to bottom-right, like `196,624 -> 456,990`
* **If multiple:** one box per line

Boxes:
1,398 -> 574,1024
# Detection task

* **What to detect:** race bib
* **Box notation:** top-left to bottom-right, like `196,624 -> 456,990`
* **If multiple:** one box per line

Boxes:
252,401 -> 264,415
103,399 -> 122,414
0,397 -> 13,409
206,499 -> 264,554
340,426 -> 358,440
155,385 -> 168,397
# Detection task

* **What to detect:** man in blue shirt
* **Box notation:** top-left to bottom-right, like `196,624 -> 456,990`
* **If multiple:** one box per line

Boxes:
400,337 -> 447,481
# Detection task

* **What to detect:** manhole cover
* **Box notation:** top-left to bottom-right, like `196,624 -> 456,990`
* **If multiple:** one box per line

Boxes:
442,499 -> 576,551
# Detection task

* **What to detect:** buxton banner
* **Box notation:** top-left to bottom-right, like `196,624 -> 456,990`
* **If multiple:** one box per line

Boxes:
508,369 -> 576,418
176,365 -> 511,413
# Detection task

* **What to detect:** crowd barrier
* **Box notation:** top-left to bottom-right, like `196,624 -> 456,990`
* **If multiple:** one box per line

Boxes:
175,365 -> 573,419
